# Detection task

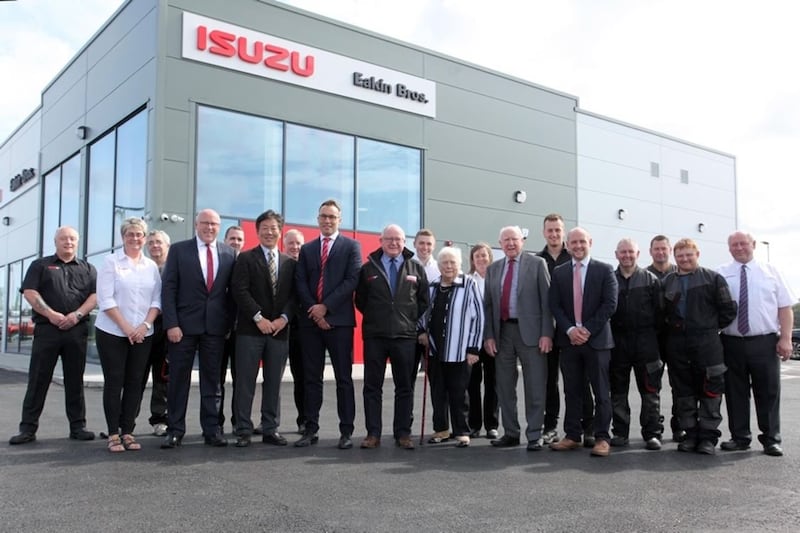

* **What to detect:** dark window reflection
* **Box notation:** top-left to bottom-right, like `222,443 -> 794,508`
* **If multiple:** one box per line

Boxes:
6,261 -> 22,353
87,132 -> 116,254
285,124 -> 354,228
60,155 -> 81,230
197,106 -> 283,219
356,138 -> 421,233
41,169 -> 62,256
114,111 -> 147,246
0,265 -> 6,351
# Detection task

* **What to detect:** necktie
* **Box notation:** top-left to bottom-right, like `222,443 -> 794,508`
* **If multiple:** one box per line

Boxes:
738,264 -> 750,335
388,258 -> 398,296
205,243 -> 214,293
268,249 -> 277,295
500,258 -> 515,321
573,261 -> 583,325
317,237 -> 330,303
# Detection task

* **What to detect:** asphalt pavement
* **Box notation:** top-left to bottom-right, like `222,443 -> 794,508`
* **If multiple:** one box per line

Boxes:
2,361 -> 800,532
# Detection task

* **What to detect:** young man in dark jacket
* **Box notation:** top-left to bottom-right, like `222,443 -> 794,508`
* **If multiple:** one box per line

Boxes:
355,224 -> 429,450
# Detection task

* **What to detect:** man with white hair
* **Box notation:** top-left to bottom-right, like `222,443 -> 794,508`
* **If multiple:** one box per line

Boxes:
483,225 -> 553,451
718,231 -> 794,457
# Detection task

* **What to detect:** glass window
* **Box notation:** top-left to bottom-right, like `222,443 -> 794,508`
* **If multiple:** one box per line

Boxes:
114,111 -> 147,246
196,106 -> 283,220
0,265 -> 6,352
356,138 -> 421,233
285,124 -> 354,228
60,155 -> 81,230
41,169 -> 62,256
6,261 -> 22,353
18,257 -> 36,354
85,252 -> 110,364
87,133 -> 116,255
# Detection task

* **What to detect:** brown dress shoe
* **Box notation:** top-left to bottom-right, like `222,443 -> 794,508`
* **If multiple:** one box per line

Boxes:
360,435 -> 381,449
591,440 -> 611,457
396,436 -> 415,450
550,437 -> 581,451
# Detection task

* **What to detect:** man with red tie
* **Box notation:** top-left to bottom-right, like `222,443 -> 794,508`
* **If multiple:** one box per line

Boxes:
160,209 -> 236,448
549,227 -> 618,456
483,225 -> 553,451
294,200 -> 362,450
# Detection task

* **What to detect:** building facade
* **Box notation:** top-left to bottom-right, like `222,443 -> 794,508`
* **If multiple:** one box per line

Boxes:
0,0 -> 736,358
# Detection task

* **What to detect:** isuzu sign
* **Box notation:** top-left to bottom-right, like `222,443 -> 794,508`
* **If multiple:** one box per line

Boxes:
182,12 -> 436,118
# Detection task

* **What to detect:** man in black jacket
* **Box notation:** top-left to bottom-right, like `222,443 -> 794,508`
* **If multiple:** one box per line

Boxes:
355,224 -> 429,450
609,238 -> 664,450
663,238 -> 737,455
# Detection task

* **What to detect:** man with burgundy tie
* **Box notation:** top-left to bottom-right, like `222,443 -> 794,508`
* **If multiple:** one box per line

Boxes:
549,227 -> 618,456
294,199 -> 362,450
661,238 -> 737,455
718,231 -> 794,457
160,208 -> 236,448
483,225 -> 553,451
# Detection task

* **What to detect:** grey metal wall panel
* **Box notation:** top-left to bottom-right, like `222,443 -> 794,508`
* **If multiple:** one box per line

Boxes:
86,0 -> 157,68
435,84 -> 576,153
41,77 -> 88,154
424,55 -> 577,119
84,63 -> 154,138
425,121 -> 576,185
42,51 -> 88,113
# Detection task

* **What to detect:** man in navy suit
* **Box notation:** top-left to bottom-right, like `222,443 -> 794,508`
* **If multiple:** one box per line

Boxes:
160,208 -> 236,448
230,210 -> 296,448
549,227 -> 618,456
294,199 -> 362,450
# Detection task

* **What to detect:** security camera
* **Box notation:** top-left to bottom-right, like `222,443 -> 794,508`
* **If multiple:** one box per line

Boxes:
170,214 -> 185,223
160,213 -> 170,222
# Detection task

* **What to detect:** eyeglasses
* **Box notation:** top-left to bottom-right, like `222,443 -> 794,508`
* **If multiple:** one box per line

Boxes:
382,237 -> 404,243
198,221 -> 220,227
317,214 -> 339,221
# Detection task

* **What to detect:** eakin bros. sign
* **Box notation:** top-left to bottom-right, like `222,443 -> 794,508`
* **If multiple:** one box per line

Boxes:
181,12 -> 436,118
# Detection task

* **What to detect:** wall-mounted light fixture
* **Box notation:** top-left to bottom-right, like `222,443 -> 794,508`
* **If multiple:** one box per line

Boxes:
2,216 -> 10,226
697,223 -> 706,233
514,190 -> 527,204
75,126 -> 88,140
617,208 -> 627,220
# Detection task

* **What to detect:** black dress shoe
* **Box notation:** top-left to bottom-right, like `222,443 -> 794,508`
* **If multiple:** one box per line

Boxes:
253,424 -> 264,435
204,434 -> 228,447
262,432 -> 288,446
720,439 -> 750,451
235,435 -> 251,447
69,428 -> 95,441
469,429 -> 481,439
161,434 -> 182,449
297,423 -> 306,435
295,432 -> 319,447
527,440 -> 543,451
696,440 -> 716,455
677,439 -> 697,453
490,435 -> 520,447
9,431 -> 36,445
764,443 -> 783,457
338,434 -> 353,449
583,435 -> 596,448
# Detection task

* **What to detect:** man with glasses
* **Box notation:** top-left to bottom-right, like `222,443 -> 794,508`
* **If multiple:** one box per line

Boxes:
160,209 -> 236,448
294,200 -> 362,450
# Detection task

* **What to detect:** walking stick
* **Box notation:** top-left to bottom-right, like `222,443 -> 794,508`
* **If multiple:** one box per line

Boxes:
419,345 -> 430,446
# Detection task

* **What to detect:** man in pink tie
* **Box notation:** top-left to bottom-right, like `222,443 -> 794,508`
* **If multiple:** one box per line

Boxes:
549,227 -> 618,456
483,225 -> 553,450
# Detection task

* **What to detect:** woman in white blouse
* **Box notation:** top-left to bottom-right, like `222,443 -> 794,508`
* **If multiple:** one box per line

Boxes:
95,218 -> 162,452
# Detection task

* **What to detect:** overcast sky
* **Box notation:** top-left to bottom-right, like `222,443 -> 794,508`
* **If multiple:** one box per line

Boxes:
1,0 -> 798,294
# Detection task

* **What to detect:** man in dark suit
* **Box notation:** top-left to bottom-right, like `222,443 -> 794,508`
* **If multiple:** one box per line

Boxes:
549,227 -> 618,457
294,199 -> 362,450
160,208 -> 236,448
230,210 -> 296,448
484,225 -> 553,451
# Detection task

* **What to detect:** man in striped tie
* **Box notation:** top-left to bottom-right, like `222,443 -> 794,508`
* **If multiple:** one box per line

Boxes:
718,231 -> 795,457
293,199 -> 362,450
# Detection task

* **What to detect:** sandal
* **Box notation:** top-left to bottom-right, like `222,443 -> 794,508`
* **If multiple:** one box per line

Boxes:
107,435 -> 125,453
121,434 -> 141,451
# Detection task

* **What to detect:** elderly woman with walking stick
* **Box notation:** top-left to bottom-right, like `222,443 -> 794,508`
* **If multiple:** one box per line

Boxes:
418,247 -> 485,447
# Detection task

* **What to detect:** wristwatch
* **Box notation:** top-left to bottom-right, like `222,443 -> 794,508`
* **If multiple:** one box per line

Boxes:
254,312 -> 264,323
75,311 -> 84,319
143,321 -> 152,331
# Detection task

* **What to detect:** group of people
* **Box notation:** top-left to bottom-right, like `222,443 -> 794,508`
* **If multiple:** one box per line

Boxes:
8,203 -> 794,459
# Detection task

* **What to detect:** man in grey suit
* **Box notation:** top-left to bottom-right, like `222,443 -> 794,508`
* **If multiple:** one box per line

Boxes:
483,225 -> 554,450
